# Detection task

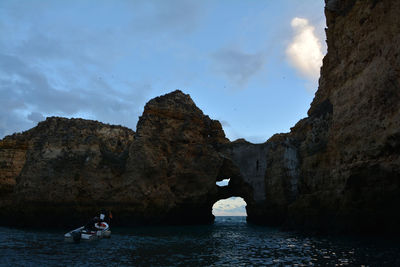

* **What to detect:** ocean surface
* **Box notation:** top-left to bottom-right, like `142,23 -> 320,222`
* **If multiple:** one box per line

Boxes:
1,216 -> 399,266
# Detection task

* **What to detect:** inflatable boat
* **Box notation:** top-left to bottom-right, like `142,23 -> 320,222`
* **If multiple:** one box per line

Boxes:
64,222 -> 111,242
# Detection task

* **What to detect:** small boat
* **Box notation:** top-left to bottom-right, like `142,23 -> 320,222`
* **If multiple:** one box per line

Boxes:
64,222 -> 111,242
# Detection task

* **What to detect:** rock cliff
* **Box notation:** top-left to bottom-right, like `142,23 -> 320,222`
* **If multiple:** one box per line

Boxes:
288,0 -> 400,233
111,91 -> 229,225
236,0 -> 400,233
0,92 -> 231,227
0,0 -> 399,233
0,118 -> 135,226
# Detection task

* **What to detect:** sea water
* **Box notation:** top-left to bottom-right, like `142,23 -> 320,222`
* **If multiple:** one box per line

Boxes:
1,216 -> 399,266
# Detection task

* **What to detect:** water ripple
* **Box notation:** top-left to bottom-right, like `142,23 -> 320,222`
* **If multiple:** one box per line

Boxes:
1,217 -> 399,266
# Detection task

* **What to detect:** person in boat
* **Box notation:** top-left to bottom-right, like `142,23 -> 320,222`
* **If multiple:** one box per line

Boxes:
98,209 -> 113,224
104,210 -> 113,224
84,216 -> 100,232
84,210 -> 112,231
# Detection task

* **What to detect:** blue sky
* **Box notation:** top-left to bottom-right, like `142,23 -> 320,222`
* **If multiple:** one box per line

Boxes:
1,0 -> 327,215
1,0 -> 326,143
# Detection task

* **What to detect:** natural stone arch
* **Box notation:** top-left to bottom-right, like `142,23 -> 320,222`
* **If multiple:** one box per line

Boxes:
210,156 -> 256,222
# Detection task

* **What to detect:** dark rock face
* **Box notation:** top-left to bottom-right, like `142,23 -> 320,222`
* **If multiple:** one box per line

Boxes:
234,0 -> 400,233
113,90 -> 230,225
1,0 -> 399,234
0,118 -> 135,226
288,0 -> 400,233
0,91 -> 232,227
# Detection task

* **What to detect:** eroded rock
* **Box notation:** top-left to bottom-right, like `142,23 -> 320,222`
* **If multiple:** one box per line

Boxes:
0,117 -> 135,226
236,0 -> 400,233
113,90 -> 230,224
0,92 -> 232,227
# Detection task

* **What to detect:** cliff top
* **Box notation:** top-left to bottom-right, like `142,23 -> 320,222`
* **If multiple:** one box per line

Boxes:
1,116 -> 135,142
143,90 -> 203,117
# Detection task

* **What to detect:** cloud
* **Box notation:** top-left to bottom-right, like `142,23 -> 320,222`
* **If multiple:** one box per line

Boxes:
0,1 -> 158,138
286,17 -> 324,82
127,0 -> 205,36
213,197 -> 247,216
212,48 -> 265,88
0,0 -> 213,138
0,52 -> 149,138
27,112 -> 44,123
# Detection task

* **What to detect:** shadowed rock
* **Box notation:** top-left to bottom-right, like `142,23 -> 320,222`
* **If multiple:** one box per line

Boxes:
112,90 -> 230,225
0,91 -> 233,227
235,0 -> 400,233
0,117 -> 135,226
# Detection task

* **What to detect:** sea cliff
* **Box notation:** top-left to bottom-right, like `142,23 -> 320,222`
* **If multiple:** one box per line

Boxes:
1,0 -> 399,233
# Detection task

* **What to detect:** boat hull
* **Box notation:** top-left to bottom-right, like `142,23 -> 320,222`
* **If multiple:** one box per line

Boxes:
64,223 -> 111,242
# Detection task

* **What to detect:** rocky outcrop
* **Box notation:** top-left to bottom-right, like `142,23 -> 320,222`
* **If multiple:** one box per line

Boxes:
235,0 -> 400,233
286,0 -> 400,233
110,91 -> 229,225
0,140 -> 27,195
0,118 -> 135,226
0,92 -> 232,227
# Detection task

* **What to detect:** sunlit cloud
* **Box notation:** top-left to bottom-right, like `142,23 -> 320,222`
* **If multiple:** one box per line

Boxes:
286,17 -> 324,84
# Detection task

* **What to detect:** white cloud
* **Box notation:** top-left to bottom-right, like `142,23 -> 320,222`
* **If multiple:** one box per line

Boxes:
212,197 -> 247,216
286,17 -> 324,82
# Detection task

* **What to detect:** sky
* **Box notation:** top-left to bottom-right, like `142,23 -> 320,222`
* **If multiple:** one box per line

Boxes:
0,0 -> 326,143
1,0 -> 327,215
